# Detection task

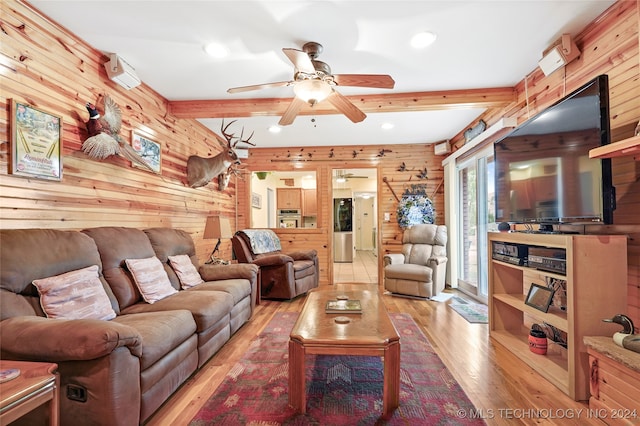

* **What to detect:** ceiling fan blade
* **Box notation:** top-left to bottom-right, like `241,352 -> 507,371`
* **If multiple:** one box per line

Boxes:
282,48 -> 316,74
326,90 -> 366,123
227,80 -> 292,94
332,74 -> 395,89
278,97 -> 307,126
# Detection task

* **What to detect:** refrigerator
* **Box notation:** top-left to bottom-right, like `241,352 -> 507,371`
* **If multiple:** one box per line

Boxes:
333,198 -> 353,262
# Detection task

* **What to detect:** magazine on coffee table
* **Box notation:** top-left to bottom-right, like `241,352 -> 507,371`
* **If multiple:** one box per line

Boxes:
325,299 -> 362,314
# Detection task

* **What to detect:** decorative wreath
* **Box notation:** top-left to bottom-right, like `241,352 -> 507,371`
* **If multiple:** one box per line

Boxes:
396,185 -> 435,229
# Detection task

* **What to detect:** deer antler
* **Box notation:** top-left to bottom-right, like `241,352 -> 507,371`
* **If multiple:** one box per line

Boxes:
220,119 -> 256,149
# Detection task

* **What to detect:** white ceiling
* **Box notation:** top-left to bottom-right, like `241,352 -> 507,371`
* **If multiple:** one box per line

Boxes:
30,0 -> 617,148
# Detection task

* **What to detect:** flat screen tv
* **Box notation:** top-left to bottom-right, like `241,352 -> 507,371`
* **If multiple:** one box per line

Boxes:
494,74 -> 614,230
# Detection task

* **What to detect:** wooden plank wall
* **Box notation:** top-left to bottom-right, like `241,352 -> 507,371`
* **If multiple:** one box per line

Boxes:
0,0 -> 638,320
239,144 -> 444,285
0,0 -> 237,262
448,0 -> 640,326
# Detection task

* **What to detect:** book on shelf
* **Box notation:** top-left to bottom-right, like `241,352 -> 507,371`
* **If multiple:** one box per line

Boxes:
325,299 -> 362,314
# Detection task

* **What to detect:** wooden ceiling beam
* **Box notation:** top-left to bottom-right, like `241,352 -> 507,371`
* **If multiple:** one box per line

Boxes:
168,87 -> 516,118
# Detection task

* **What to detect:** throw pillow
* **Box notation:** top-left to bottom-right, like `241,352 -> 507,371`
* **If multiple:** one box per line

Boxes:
33,265 -> 116,321
125,256 -> 177,304
168,254 -> 204,289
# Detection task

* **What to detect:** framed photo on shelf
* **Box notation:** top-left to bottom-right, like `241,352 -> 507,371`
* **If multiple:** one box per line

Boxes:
10,100 -> 62,181
251,192 -> 262,209
525,283 -> 555,313
131,131 -> 161,173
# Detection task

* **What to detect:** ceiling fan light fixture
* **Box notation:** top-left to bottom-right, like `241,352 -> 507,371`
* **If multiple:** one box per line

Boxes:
336,176 -> 346,183
294,79 -> 332,105
411,31 -> 437,49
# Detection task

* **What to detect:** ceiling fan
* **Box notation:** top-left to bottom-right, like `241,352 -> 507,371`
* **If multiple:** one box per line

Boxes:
334,170 -> 369,182
227,41 -> 395,126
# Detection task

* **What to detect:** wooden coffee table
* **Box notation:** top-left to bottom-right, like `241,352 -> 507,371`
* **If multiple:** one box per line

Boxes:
288,287 -> 400,418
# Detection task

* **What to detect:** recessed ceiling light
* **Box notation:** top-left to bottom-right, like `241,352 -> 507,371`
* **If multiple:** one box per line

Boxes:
381,122 -> 394,130
411,31 -> 437,49
204,42 -> 229,58
268,125 -> 282,133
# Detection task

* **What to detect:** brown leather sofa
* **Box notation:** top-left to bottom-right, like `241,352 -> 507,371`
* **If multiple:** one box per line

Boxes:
0,227 -> 258,426
231,229 -> 319,299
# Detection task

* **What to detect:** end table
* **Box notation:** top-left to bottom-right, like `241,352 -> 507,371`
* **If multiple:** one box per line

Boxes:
0,360 -> 59,426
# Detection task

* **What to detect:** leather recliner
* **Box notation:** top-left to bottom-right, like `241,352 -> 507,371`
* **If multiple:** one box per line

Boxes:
232,229 -> 319,300
384,224 -> 448,298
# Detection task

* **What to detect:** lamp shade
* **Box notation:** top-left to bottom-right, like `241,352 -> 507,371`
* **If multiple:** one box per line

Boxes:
203,216 -> 233,240
293,79 -> 332,105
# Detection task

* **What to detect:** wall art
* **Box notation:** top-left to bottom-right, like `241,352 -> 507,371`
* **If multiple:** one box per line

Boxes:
131,131 -> 161,173
251,192 -> 262,209
11,100 -> 62,181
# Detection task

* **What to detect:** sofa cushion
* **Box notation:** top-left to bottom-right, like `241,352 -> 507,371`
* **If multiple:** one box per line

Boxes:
144,227 -> 199,289
125,257 -> 178,304
293,259 -> 316,279
385,263 -> 433,282
1,229 -> 115,319
32,265 -> 116,321
83,227 -> 162,310
114,309 -> 196,370
190,279 -> 251,305
168,255 -> 204,289
120,290 -> 234,333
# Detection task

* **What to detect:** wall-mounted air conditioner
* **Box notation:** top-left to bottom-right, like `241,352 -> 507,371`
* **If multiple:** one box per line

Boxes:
104,54 -> 141,90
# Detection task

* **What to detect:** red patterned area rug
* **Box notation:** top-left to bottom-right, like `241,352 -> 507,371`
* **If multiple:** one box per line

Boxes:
190,312 -> 484,425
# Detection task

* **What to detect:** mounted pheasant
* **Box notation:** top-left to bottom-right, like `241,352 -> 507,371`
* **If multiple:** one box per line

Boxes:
82,95 -> 155,173
187,120 -> 255,189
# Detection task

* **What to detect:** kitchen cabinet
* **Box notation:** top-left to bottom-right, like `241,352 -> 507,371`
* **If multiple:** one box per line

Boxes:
302,189 -> 317,216
277,188 -> 301,209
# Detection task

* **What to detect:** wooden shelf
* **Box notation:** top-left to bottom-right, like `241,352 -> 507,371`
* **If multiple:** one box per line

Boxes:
488,232 -> 628,401
493,293 -> 568,331
491,330 -> 569,394
589,134 -> 640,159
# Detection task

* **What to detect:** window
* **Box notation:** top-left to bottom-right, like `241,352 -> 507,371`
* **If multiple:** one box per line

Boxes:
455,146 -> 496,300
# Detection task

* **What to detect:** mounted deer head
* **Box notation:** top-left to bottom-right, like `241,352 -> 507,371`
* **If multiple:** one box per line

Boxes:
187,120 -> 254,189
218,164 -> 242,191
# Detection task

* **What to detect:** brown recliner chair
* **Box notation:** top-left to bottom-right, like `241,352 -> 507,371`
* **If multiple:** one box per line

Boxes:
232,229 -> 319,300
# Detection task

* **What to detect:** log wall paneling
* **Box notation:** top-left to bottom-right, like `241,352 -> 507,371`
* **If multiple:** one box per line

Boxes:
238,144 -> 443,285
0,0 -> 236,264
448,0 -> 640,327
0,0 -> 638,320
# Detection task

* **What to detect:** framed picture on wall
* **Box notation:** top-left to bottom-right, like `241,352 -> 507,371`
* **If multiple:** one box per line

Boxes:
10,100 -> 62,181
251,192 -> 262,209
131,131 -> 161,173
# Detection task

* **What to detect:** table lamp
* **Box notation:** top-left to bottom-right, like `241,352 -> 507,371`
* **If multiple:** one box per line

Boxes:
203,216 -> 233,264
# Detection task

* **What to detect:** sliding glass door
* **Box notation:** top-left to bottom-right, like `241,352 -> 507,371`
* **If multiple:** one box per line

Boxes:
456,146 -> 496,300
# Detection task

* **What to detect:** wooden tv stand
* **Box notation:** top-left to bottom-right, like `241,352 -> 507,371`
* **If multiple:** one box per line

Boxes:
488,232 -> 627,401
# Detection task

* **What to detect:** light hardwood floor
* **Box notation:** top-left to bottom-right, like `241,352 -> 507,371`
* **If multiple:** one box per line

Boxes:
146,285 -> 601,425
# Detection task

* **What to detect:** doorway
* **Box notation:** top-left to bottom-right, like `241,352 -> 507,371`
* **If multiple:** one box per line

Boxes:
331,168 -> 378,284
